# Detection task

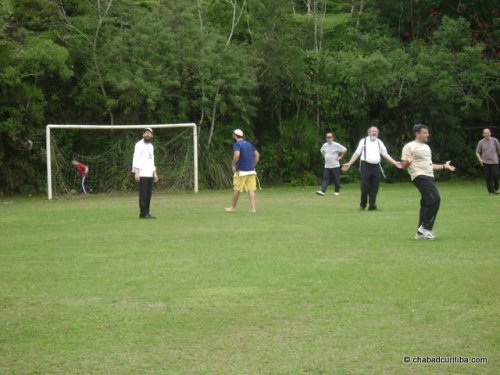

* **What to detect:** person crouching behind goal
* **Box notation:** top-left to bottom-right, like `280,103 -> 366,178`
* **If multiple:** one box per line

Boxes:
132,127 -> 159,219
71,158 -> 90,195
225,129 -> 260,213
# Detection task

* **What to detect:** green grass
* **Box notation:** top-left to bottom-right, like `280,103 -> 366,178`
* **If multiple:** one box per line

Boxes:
0,181 -> 498,374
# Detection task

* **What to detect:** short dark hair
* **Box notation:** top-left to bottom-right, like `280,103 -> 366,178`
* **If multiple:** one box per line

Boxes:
413,124 -> 428,134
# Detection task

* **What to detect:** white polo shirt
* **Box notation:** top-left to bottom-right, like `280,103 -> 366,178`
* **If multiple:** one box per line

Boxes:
354,137 -> 388,164
132,139 -> 156,177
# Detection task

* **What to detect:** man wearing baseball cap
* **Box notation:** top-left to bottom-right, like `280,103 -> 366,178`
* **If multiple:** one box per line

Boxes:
225,129 -> 260,213
132,128 -> 159,219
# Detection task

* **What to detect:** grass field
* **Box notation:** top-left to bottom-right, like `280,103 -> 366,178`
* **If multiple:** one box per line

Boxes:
0,181 -> 498,374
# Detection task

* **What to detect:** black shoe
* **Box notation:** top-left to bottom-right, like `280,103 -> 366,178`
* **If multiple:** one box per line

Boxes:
140,214 -> 156,219
368,207 -> 381,211
359,206 -> 366,211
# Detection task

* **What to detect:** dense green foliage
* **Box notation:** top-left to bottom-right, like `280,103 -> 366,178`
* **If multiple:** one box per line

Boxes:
1,0 -> 498,193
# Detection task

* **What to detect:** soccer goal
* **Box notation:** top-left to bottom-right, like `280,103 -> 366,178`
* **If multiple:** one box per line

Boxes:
46,123 -> 198,200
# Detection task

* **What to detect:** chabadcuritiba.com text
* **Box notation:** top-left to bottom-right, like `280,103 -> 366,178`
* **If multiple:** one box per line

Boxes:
403,356 -> 488,364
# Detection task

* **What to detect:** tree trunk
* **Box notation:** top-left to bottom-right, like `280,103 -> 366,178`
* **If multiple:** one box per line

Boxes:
208,0 -> 246,147
305,0 -> 312,14
207,84 -> 221,148
93,0 -> 114,124
226,0 -> 246,49
197,0 -> 205,141
313,1 -> 326,129
356,0 -> 364,28
57,0 -> 115,124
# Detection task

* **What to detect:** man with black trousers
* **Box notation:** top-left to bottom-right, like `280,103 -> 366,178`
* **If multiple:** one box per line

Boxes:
316,131 -> 347,196
342,126 -> 401,210
401,124 -> 456,240
475,128 -> 500,195
132,128 -> 158,219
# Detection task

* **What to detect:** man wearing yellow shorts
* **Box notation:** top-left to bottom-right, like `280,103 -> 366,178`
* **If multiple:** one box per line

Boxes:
225,129 -> 260,213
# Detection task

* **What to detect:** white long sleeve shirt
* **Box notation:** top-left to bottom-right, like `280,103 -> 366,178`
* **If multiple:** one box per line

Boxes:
132,139 -> 156,177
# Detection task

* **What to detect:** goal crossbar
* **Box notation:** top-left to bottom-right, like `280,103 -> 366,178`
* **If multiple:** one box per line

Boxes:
46,123 -> 198,200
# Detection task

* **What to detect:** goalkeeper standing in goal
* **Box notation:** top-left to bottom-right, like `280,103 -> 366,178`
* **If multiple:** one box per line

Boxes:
132,128 -> 159,219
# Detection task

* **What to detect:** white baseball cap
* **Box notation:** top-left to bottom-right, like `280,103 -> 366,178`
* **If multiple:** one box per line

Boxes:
233,129 -> 243,137
143,127 -> 153,134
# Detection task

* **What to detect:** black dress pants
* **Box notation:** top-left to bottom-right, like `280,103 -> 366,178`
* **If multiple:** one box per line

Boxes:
139,177 -> 154,217
413,175 -> 441,231
360,161 -> 380,209
482,163 -> 499,194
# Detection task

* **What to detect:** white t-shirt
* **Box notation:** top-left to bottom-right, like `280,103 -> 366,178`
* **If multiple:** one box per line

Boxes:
354,137 -> 388,164
321,141 -> 347,168
237,170 -> 257,177
132,139 -> 156,177
401,141 -> 434,181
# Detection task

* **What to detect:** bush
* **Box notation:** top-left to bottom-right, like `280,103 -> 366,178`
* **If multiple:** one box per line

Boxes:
260,119 -> 321,184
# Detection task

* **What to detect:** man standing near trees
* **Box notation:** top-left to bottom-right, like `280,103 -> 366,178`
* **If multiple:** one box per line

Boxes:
132,128 -> 159,219
225,129 -> 260,213
475,128 -> 500,195
316,131 -> 347,196
401,124 -> 456,240
342,126 -> 401,211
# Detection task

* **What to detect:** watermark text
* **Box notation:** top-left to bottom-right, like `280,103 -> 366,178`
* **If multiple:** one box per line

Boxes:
403,356 -> 488,364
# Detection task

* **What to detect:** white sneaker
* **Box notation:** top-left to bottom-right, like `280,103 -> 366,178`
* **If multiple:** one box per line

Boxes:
316,191 -> 325,196
333,192 -> 340,196
417,225 -> 437,240
414,232 -> 427,240
415,231 -> 435,240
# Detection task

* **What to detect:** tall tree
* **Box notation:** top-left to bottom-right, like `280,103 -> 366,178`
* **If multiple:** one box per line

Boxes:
56,0 -> 116,124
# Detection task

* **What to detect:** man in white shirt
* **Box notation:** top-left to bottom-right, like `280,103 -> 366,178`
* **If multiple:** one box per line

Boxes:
401,124 -> 456,240
342,126 -> 401,210
316,132 -> 347,196
132,128 -> 159,219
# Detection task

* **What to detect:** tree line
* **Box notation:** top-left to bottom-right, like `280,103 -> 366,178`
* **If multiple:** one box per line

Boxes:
1,0 -> 498,194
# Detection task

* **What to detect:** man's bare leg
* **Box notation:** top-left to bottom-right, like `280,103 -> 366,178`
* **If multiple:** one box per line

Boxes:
225,190 -> 240,212
248,190 -> 256,213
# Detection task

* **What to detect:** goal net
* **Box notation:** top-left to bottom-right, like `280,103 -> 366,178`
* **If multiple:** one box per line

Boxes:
46,124 -> 198,199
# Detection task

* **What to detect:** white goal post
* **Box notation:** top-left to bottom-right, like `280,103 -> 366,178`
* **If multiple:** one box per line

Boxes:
46,123 -> 198,200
